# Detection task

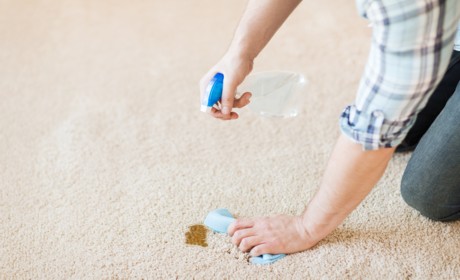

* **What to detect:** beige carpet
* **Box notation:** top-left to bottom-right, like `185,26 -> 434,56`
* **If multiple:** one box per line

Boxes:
1,0 -> 459,279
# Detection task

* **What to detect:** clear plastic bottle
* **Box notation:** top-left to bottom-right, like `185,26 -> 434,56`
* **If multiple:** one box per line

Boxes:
238,71 -> 307,118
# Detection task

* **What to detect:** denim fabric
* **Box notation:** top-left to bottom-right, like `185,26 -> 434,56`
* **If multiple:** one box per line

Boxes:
401,80 -> 460,221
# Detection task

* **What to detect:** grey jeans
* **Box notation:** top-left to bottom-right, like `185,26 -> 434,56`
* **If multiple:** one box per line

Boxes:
401,73 -> 460,221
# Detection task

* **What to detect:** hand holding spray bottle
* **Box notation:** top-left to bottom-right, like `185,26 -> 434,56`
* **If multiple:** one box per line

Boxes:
201,71 -> 306,118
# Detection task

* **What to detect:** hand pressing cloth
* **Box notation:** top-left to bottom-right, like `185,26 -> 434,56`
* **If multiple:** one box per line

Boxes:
204,208 -> 286,265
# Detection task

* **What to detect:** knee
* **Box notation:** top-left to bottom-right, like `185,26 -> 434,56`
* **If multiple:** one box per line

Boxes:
401,191 -> 446,221
401,176 -> 456,222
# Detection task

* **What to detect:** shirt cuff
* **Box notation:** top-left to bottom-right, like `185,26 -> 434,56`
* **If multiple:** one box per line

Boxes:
339,105 -> 416,150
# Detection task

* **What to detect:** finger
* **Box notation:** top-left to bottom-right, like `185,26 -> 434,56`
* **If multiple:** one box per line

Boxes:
228,219 -> 255,236
210,107 -> 223,119
239,236 -> 264,252
211,108 -> 239,120
220,77 -> 237,120
231,228 -> 255,246
233,92 -> 252,109
250,243 -> 271,257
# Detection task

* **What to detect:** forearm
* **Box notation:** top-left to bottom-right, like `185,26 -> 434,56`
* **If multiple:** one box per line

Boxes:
227,0 -> 301,61
302,134 -> 395,242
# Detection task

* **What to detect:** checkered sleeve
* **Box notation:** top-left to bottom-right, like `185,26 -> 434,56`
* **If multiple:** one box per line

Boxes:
340,0 -> 460,150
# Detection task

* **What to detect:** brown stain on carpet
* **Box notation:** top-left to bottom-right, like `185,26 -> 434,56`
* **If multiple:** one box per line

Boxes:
185,224 -> 208,247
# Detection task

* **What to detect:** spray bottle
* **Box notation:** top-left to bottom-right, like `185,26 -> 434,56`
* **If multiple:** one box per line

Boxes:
200,71 -> 306,117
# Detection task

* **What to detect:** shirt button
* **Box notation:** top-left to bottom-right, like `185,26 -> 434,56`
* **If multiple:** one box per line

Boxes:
372,110 -> 384,118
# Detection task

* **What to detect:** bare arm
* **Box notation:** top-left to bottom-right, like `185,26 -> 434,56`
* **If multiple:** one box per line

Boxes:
228,134 -> 395,255
302,134 -> 395,244
228,0 -> 302,61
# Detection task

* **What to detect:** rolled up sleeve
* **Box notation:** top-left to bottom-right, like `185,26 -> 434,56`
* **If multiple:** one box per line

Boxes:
341,0 -> 460,150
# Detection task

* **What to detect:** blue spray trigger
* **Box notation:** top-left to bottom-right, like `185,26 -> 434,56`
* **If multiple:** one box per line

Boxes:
201,72 -> 224,112
207,73 -> 224,106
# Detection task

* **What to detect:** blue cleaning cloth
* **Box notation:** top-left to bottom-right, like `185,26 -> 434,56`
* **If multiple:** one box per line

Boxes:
204,208 -> 286,265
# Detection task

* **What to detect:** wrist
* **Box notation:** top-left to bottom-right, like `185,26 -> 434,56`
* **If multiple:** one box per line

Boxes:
294,215 -> 321,249
220,50 -> 254,78
227,39 -> 258,63
300,204 -> 345,244
300,216 -> 325,245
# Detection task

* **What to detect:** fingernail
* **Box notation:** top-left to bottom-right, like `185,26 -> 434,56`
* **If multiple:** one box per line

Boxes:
222,107 -> 230,115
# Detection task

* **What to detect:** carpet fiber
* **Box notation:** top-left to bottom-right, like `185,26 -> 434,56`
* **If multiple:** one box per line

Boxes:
1,0 -> 459,279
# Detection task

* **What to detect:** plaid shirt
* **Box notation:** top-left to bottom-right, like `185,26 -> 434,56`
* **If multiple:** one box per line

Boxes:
340,0 -> 460,150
